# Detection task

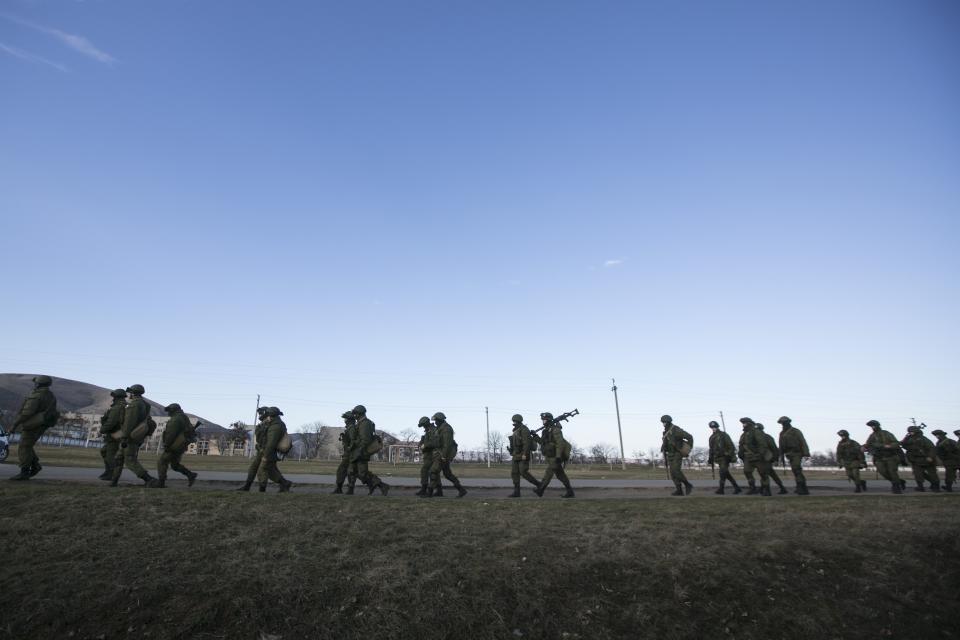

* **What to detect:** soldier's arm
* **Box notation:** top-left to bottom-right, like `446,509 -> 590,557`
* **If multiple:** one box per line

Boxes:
800,433 -> 810,457
14,392 -> 41,426
121,403 -> 139,437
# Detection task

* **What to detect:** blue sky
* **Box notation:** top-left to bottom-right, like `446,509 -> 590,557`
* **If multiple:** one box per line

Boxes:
2,0 -> 958,455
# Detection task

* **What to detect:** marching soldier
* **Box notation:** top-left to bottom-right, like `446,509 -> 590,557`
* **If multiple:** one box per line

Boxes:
707,421 -> 742,494
865,419 -> 905,494
110,384 -> 159,487
8,375 -> 58,481
350,405 -> 389,496
777,416 -> 811,495
756,424 -> 789,495
433,412 -> 467,497
508,414 -> 540,497
261,407 -> 293,492
333,410 -> 359,494
932,429 -> 959,491
97,389 -> 126,480
416,416 -> 438,497
901,426 -> 941,492
534,412 -> 575,498
236,406 -> 270,491
836,429 -> 867,492
661,415 -> 693,496
738,417 -> 774,496
155,403 -> 198,488
738,423 -> 759,494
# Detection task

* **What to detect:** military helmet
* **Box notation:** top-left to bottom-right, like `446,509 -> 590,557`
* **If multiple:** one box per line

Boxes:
352,404 -> 367,415
164,403 -> 181,413
954,429 -> 960,437
906,425 -> 919,433
660,414 -> 673,424
837,429 -> 849,437
341,411 -> 355,420
777,416 -> 792,425
708,421 -> 719,429
739,417 -> 754,425
32,375 -> 53,387
540,412 -> 554,421
268,406 -> 283,417
512,414 -> 523,423
756,423 -> 765,431
418,416 -> 431,427
931,429 -> 946,436
126,384 -> 145,395
257,406 -> 270,415
110,388 -> 126,399
866,419 -> 881,428
432,411 -> 446,422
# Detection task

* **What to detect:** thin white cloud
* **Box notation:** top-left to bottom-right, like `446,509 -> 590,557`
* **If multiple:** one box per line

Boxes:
0,41 -> 68,72
603,259 -> 624,268
3,14 -> 115,64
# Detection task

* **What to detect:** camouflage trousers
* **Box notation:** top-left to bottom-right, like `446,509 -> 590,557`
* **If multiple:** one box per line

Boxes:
909,462 -> 939,487
158,449 -> 192,481
943,462 -> 958,487
354,457 -> 382,487
785,453 -> 806,483
716,458 -> 738,484
16,429 -> 42,469
539,457 -> 572,491
873,455 -> 901,483
261,457 -> 288,485
667,454 -> 689,486
842,462 -> 862,483
419,452 -> 435,487
511,456 -> 539,486
336,455 -> 357,488
745,458 -> 772,487
113,442 -> 149,481
100,437 -> 119,470
246,449 -> 268,485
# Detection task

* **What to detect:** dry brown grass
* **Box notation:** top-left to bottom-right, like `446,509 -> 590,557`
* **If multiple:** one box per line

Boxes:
1,482 -> 958,640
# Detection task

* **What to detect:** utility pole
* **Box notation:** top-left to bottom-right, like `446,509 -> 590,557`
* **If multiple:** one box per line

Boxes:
485,406 -> 491,468
251,394 -> 260,457
719,411 -> 727,432
611,378 -> 626,470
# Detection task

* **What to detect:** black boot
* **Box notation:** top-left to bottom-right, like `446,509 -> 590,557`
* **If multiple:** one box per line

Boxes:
258,482 -> 267,492
761,485 -> 772,496
278,480 -> 292,493
854,482 -> 861,493
534,484 -> 544,497
930,480 -> 941,493
98,463 -> 112,481
379,482 -> 390,496
420,486 -> 433,498
715,481 -> 725,495
746,481 -> 758,495
28,461 -> 42,478
332,485 -> 343,494
154,479 -> 166,489
797,481 -> 809,496
892,481 -> 903,494
143,474 -> 159,488
9,467 -> 31,481
456,484 -> 467,498
435,486 -> 444,497
671,483 -> 684,496
915,483 -> 926,492
899,479 -> 907,491
236,480 -> 252,491
510,485 -> 521,498
415,485 -> 426,497
561,488 -> 575,498
729,477 -> 743,494
860,481 -> 867,492
777,484 -> 788,495
683,480 -> 694,495
345,484 -> 355,495
945,483 -> 953,492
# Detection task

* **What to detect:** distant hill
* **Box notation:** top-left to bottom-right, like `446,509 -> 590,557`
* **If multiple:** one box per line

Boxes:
0,373 -> 223,429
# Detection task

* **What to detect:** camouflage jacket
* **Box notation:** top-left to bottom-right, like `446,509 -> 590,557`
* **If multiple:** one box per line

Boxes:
836,439 -> 865,467
419,424 -> 439,452
760,432 -> 780,460
342,421 -> 359,452
779,427 -> 810,457
263,417 -> 288,459
660,424 -> 692,456
121,397 -> 149,438
508,423 -> 533,459
738,427 -> 770,463
934,438 -> 959,465
99,399 -> 125,436
708,430 -> 736,463
254,420 -> 268,449
14,387 -> 58,432
865,430 -> 901,457
162,411 -> 191,450
437,421 -> 458,460
351,417 -> 376,460
900,433 -> 936,464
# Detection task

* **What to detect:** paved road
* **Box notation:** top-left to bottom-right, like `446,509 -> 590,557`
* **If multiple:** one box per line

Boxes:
2,464 -> 936,499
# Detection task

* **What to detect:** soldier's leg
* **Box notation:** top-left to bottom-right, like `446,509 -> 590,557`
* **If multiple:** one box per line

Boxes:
347,462 -> 358,492
169,451 -> 195,484
945,464 -> 957,491
669,456 -> 685,495
537,459 -> 556,496
520,459 -> 539,487
910,464 -> 926,491
263,459 -> 291,492
17,430 -> 39,472
124,444 -> 155,484
157,451 -> 171,484
100,440 -> 119,480
510,459 -> 521,496
442,461 -> 466,496
742,460 -> 757,493
110,447 -> 126,486
923,464 -> 941,491
877,457 -> 902,493
554,461 -> 574,497
721,459 -> 741,492
416,459 -> 430,496
334,457 -> 350,492
756,461 -> 772,496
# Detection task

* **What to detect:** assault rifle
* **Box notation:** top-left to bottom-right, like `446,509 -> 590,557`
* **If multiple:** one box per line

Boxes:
532,409 -> 580,433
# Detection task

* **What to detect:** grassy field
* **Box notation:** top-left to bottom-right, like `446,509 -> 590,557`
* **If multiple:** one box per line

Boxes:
1,482 -> 958,640
6,445 -> 864,481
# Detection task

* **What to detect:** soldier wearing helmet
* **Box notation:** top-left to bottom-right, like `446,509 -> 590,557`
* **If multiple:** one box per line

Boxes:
260,407 -> 293,492
8,375 -> 58,481
756,424 -> 789,495
930,430 -> 958,491
836,429 -> 867,493
236,406 -> 272,492
776,416 -> 811,495
864,420 -> 906,494
661,415 -> 694,496
900,425 -> 941,492
737,417 -> 775,496
707,420 -> 741,495
110,384 -> 159,487
507,414 -> 539,497
96,389 -> 127,481
349,405 -> 390,496
431,412 -> 466,497
154,403 -> 198,489
333,410 -> 360,494
415,416 -> 439,497
534,411 -> 575,498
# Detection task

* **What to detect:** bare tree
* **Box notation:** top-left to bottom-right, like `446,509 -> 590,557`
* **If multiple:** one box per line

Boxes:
399,428 -> 419,443
648,447 -> 661,468
298,421 -> 333,459
486,430 -> 505,463
570,442 -> 587,464
689,446 -> 709,468
590,443 -> 617,464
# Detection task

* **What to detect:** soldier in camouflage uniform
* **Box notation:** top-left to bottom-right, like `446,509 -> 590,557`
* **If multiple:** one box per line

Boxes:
932,429 -> 958,491
333,410 -> 360,494
350,405 -> 389,496
8,375 -> 58,481
835,429 -> 867,492
661,415 -> 694,496
534,412 -> 575,498
110,384 -> 159,487
236,406 -> 270,491
756,424 -> 789,495
865,419 -> 905,494
738,417 -> 774,496
738,423 -> 759,494
155,403 -> 198,488
261,407 -> 293,492
707,421 -> 742,494
900,426 -> 941,492
507,414 -> 540,497
97,389 -> 126,480
777,416 -> 811,495
415,416 -> 437,497
433,412 -> 467,497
